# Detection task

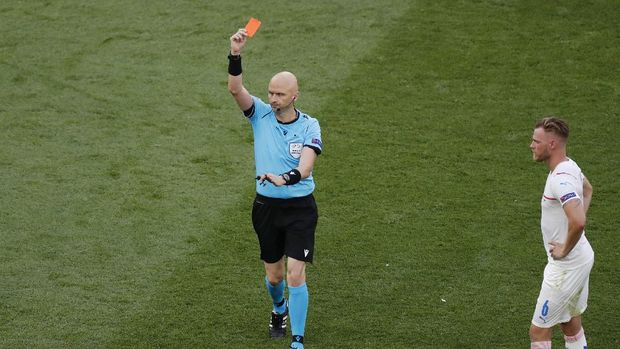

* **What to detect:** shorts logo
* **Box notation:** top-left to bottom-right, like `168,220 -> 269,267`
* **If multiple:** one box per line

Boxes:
304,249 -> 310,257
560,192 -> 577,204
289,142 -> 303,159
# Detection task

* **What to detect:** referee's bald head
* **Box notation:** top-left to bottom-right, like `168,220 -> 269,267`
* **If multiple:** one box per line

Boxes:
270,71 -> 299,94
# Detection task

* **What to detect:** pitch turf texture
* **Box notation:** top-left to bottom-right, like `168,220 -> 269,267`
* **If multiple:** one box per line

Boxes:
1,1 -> 618,348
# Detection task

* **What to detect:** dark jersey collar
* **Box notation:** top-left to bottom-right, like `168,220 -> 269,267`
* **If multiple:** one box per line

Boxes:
277,109 -> 300,125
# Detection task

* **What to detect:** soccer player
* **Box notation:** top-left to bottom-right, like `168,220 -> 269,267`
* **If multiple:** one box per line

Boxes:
227,28 -> 322,349
528,117 -> 594,349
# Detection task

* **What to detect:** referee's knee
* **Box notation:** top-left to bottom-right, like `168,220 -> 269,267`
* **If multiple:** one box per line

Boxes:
286,263 -> 306,287
266,274 -> 284,285
286,274 -> 305,287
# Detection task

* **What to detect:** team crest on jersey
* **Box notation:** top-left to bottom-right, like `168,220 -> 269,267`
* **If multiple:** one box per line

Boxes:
289,142 -> 303,158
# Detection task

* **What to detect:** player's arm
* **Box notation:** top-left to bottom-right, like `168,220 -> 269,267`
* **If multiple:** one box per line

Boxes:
582,175 -> 593,215
259,147 -> 318,186
227,29 -> 253,112
549,199 -> 586,259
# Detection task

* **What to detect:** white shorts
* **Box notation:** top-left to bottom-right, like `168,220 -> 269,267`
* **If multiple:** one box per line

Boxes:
531,258 -> 594,328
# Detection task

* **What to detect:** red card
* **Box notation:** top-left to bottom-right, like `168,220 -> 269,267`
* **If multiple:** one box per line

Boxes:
245,17 -> 261,38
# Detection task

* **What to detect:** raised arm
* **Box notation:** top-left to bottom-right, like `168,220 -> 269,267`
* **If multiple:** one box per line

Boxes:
228,29 -> 253,112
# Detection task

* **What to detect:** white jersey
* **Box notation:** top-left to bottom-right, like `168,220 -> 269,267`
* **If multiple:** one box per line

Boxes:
541,158 -> 594,268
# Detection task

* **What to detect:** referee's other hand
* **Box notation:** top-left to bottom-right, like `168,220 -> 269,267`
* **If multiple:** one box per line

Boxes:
256,173 -> 285,187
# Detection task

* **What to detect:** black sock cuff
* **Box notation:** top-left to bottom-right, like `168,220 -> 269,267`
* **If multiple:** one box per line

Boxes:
292,335 -> 304,344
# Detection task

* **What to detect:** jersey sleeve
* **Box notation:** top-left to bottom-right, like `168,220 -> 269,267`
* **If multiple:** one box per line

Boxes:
550,172 -> 581,206
303,118 -> 323,155
246,96 -> 272,123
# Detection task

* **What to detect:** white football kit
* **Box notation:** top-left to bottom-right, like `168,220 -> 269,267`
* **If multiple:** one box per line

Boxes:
532,158 -> 594,328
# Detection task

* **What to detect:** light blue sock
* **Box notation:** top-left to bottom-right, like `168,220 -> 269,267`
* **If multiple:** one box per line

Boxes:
265,276 -> 286,314
288,283 -> 308,338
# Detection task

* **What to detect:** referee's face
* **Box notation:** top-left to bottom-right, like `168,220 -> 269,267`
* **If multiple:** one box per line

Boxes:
268,72 -> 298,112
268,86 -> 291,112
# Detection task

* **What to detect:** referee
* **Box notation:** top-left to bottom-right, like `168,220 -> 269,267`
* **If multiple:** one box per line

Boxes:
227,28 -> 322,349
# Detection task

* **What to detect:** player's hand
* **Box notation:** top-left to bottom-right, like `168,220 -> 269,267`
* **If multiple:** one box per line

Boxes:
256,173 -> 286,187
548,241 -> 567,260
230,29 -> 248,55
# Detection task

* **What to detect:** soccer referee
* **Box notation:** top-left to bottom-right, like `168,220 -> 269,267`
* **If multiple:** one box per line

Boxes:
227,28 -> 322,349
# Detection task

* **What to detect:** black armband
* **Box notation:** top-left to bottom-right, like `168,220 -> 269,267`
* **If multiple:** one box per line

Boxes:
228,53 -> 242,76
243,103 -> 255,117
281,169 -> 301,185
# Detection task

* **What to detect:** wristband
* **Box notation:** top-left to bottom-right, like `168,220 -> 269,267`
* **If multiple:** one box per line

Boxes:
281,169 -> 301,185
228,53 -> 242,76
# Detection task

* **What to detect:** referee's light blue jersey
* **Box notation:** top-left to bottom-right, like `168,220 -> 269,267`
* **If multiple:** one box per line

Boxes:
247,96 -> 322,199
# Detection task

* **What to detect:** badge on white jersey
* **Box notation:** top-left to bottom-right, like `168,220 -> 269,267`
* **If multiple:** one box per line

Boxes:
289,142 -> 303,159
559,192 -> 577,204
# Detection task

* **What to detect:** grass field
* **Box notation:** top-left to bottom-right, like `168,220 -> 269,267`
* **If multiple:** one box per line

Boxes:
1,1 -> 619,348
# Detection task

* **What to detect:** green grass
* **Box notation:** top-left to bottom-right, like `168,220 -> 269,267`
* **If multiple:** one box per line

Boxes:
1,0 -> 619,348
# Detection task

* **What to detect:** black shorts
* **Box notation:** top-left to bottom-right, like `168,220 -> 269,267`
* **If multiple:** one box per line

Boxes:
252,193 -> 318,263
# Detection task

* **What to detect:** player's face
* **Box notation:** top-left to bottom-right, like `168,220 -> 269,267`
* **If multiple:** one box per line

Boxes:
530,127 -> 551,162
